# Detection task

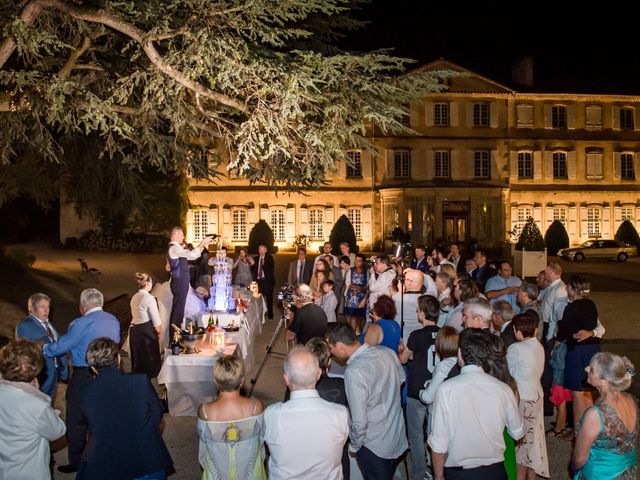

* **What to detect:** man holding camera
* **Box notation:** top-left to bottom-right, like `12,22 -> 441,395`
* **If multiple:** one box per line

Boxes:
367,255 -> 396,311
285,284 -> 328,346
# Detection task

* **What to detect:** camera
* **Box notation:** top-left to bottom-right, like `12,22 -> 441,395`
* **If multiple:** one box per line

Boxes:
367,256 -> 377,268
277,283 -> 295,304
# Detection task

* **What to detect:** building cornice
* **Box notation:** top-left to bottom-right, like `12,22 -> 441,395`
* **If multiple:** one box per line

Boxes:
510,183 -> 640,191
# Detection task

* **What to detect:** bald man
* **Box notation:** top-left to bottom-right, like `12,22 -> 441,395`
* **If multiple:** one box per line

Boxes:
264,347 -> 348,480
393,268 -> 428,343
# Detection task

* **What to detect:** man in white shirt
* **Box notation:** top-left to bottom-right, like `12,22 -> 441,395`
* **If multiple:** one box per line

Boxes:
541,261 -> 567,342
429,329 -> 524,480
264,346 -> 348,480
368,255 -> 396,310
314,242 -> 339,269
392,268 -> 426,343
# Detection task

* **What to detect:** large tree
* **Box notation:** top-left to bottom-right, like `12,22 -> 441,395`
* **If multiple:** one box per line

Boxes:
0,0 -> 445,200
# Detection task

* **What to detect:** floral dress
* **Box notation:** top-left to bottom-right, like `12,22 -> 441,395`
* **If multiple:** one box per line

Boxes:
344,267 -> 367,318
575,400 -> 638,479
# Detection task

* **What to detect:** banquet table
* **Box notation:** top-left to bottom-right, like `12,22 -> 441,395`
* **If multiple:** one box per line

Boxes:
157,295 -> 265,416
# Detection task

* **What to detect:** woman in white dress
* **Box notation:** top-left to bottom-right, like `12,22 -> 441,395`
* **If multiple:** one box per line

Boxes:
506,312 -> 549,479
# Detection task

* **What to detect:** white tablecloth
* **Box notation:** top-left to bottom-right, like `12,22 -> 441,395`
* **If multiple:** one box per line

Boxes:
157,295 -> 265,416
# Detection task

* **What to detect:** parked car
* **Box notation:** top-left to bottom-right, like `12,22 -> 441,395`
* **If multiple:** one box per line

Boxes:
558,240 -> 637,262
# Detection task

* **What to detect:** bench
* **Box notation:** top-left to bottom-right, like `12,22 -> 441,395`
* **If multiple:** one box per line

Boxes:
103,293 -> 133,339
78,258 -> 101,283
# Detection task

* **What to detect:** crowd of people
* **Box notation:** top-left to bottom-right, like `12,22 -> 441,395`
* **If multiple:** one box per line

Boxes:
0,233 -> 638,480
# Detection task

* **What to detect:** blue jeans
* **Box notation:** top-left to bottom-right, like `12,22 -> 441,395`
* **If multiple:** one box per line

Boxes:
407,397 -> 428,480
356,446 -> 400,480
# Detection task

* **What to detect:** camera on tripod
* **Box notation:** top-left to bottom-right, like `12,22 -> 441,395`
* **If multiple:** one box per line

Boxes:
276,283 -> 295,305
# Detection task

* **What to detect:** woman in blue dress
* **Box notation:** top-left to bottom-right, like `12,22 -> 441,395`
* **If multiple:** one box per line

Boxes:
344,253 -> 368,334
360,294 -> 401,353
572,352 -> 637,480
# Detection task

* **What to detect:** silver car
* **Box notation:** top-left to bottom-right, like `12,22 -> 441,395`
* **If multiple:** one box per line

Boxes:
558,239 -> 637,262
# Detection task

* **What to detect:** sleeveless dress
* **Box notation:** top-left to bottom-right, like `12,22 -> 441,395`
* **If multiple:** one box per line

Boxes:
197,400 -> 267,480
358,319 -> 401,353
344,267 -> 368,317
574,400 -> 638,480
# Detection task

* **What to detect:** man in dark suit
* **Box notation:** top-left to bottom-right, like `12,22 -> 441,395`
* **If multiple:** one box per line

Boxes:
15,293 -> 68,402
491,300 -> 516,348
288,247 -> 313,286
472,250 -> 497,293
252,244 -> 276,318
410,245 -> 429,274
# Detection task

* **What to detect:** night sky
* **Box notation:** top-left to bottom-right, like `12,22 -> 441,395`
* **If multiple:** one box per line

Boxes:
340,1 -> 640,94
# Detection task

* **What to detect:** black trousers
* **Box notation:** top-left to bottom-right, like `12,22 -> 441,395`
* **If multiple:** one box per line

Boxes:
169,276 -> 189,327
444,462 -> 507,480
66,367 -> 93,467
257,279 -> 274,318
355,446 -> 400,480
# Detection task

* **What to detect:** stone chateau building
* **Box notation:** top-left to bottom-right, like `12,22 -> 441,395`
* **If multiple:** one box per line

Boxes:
61,60 -> 640,252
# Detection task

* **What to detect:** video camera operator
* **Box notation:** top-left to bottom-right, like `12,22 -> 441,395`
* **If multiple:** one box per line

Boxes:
367,255 -> 396,311
285,284 -> 328,346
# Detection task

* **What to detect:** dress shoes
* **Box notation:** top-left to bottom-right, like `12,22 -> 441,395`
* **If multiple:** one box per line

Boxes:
57,464 -> 79,474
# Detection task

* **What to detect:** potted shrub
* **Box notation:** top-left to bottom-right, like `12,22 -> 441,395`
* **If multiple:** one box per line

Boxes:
544,220 -> 570,256
248,220 -> 277,254
329,215 -> 359,255
615,220 -> 640,255
513,217 -> 547,278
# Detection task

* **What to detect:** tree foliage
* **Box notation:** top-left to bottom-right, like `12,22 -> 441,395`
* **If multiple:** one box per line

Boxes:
329,214 -> 357,254
0,0 -> 447,193
544,219 -> 570,256
615,220 -> 640,253
515,217 -> 545,251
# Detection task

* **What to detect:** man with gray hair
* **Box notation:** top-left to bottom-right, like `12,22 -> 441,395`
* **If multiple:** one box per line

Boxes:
42,288 -> 120,474
285,284 -> 328,346
264,347 -> 348,479
462,297 -> 493,330
492,300 -> 516,347
517,281 -> 544,341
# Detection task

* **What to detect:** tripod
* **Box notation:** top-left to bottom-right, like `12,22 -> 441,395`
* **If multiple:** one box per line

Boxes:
248,307 -> 288,396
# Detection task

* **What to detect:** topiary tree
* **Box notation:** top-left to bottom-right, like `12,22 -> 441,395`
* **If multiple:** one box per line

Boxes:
515,217 -> 545,251
329,215 -> 358,255
248,220 -> 275,254
544,220 -> 570,256
615,220 -> 640,254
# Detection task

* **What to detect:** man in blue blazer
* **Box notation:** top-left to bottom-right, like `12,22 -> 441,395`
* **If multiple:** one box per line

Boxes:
15,293 -> 68,402
42,288 -> 120,474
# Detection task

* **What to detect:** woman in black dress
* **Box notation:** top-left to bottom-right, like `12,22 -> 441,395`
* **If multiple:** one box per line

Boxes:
556,275 -> 600,428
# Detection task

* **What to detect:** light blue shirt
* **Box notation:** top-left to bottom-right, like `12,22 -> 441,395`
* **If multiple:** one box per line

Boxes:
43,308 -> 120,367
485,274 -> 522,313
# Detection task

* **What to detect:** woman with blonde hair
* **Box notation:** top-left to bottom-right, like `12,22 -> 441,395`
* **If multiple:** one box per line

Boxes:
572,352 -> 637,479
198,355 -> 266,479
129,272 -> 162,378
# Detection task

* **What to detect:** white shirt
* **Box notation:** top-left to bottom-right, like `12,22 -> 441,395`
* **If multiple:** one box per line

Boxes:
368,268 -> 396,309
506,337 -> 544,401
264,389 -> 348,480
168,241 -> 204,260
540,278 -> 567,340
428,365 -> 524,469
423,274 -> 438,297
130,289 -> 162,327
393,292 -> 422,343
0,380 -> 66,480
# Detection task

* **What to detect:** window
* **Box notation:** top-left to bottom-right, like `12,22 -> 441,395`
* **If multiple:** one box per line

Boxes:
346,150 -> 362,178
270,209 -> 286,241
231,209 -> 247,241
515,206 -> 533,234
620,107 -> 635,130
553,152 -> 567,179
309,208 -> 324,240
553,207 -> 568,227
552,106 -> 567,129
347,208 -> 362,240
518,152 -> 533,179
621,153 -> 635,180
192,210 -> 208,242
473,103 -> 489,127
434,150 -> 450,178
587,207 -> 601,238
621,207 -> 634,222
434,103 -> 449,126
188,150 -> 210,179
394,150 -> 411,178
474,151 -> 490,178
585,105 -> 602,129
400,103 -> 411,126
516,104 -> 533,128
586,149 -> 603,179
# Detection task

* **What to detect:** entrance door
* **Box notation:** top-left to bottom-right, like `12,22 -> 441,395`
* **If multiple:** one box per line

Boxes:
444,215 -> 467,243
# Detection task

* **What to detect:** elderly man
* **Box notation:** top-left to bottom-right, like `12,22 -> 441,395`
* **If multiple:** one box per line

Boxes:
264,347 -> 348,479
43,288 -> 120,474
15,293 -> 67,402
462,297 -> 493,330
252,244 -> 276,319
167,226 -> 214,328
429,329 -> 524,480
286,284 -> 328,346
492,300 -> 516,347
485,261 -> 522,313
339,242 -> 356,267
517,282 -> 544,341
392,268 -> 426,343
328,324 -> 408,479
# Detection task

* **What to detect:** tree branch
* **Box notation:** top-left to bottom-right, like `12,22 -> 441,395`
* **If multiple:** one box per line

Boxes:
0,0 -> 249,114
58,35 -> 91,78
